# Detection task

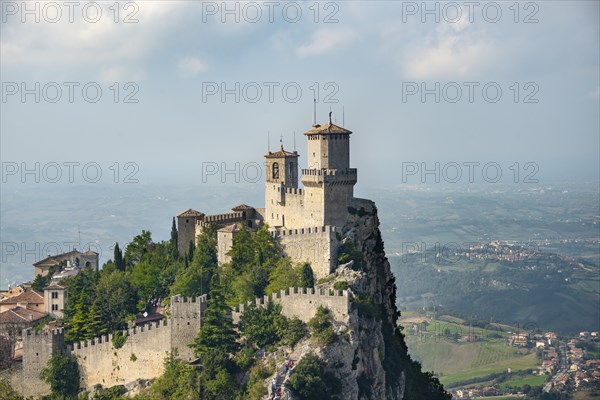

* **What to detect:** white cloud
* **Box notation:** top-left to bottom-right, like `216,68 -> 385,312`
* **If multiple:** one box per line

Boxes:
177,57 -> 207,77
296,28 -> 357,58
401,23 -> 495,80
0,1 -> 184,78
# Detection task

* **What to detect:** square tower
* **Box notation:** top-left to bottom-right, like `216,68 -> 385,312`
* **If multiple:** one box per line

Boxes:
264,146 -> 300,228
301,122 -> 357,227
177,209 -> 205,256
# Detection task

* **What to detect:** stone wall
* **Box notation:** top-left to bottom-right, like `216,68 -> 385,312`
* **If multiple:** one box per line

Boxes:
232,287 -> 350,325
272,226 -> 339,279
71,321 -> 172,388
71,295 -> 204,388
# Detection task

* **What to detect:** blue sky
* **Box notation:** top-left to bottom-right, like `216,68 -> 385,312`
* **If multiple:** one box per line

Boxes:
1,0 -> 599,187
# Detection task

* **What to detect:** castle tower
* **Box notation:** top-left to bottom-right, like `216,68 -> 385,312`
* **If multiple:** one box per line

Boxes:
20,328 -> 65,396
264,145 -> 299,228
177,209 -> 205,256
301,121 -> 357,227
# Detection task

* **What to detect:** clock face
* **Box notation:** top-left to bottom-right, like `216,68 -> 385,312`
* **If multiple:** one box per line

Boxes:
272,162 -> 279,180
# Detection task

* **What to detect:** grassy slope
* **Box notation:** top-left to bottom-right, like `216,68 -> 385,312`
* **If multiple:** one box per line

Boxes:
403,317 -> 539,388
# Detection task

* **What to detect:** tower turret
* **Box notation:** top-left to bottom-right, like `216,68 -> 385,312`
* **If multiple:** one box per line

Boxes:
264,146 -> 299,228
301,121 -> 357,227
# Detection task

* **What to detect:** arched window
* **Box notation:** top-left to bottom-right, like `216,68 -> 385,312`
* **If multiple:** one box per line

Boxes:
272,162 -> 279,179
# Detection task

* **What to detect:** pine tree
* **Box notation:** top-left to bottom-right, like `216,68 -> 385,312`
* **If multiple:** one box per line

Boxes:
188,240 -> 195,262
85,300 -> 108,339
170,217 -> 179,260
31,274 -> 48,292
192,273 -> 239,358
66,291 -> 90,343
114,242 -> 125,272
300,263 -> 315,288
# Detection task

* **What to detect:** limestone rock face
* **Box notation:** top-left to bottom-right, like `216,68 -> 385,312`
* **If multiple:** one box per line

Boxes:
276,201 -> 412,400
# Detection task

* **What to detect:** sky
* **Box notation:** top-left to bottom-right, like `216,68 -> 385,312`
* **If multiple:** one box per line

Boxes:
1,0 -> 599,188
0,0 -> 599,288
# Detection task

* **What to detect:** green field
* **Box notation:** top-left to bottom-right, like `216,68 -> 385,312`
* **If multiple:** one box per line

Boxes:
402,316 -> 539,388
499,374 -> 546,389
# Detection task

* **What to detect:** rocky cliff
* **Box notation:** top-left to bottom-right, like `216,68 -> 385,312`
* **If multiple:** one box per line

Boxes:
268,199 -> 450,400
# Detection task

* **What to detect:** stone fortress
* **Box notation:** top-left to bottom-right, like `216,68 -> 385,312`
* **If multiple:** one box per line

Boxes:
14,117 -> 365,396
178,115 -> 360,279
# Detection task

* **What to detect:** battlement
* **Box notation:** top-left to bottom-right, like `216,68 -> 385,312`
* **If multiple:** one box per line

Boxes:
170,294 -> 207,304
301,168 -> 357,177
232,287 -> 351,324
278,186 -> 304,196
23,327 -> 64,338
270,225 -> 337,238
70,319 -> 170,352
301,168 -> 357,186
202,211 -> 245,224
170,294 -> 207,319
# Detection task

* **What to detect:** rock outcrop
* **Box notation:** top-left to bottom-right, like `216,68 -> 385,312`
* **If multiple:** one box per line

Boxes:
268,200 -> 449,400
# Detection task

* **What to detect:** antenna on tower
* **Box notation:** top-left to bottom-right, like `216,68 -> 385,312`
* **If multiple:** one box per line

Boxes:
78,225 -> 81,250
268,131 -> 271,152
293,131 -> 296,151
313,98 -> 316,125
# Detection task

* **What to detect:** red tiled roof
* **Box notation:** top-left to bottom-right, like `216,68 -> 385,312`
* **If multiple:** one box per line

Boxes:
304,123 -> 352,135
265,146 -> 298,158
231,204 -> 255,211
33,249 -> 96,266
44,284 -> 66,290
218,223 -> 242,233
0,289 -> 44,305
177,209 -> 205,218
0,306 -> 47,324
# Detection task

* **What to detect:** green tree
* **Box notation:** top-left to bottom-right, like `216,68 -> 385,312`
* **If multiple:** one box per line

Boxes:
113,242 -> 125,272
282,317 -> 308,348
308,306 -> 336,345
125,230 -> 152,267
39,352 -> 80,399
170,225 -> 218,297
94,269 -> 137,330
85,300 -> 109,339
202,369 -> 240,400
192,273 -> 239,358
170,217 -> 179,260
288,353 -> 341,400
188,240 -> 195,263
31,274 -> 48,292
0,378 -> 24,400
65,291 -> 91,343
300,263 -> 315,288
239,302 -> 287,349
148,352 -> 201,400
265,258 -> 301,295
228,226 -> 254,270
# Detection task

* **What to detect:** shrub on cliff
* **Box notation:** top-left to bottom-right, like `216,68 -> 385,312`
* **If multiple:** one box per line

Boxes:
288,352 -> 341,400
308,306 -> 337,345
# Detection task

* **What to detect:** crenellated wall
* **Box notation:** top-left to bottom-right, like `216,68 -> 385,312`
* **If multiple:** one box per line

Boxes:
16,286 -> 352,396
70,321 -> 172,388
232,287 -> 350,325
70,295 -> 205,388
270,226 -> 339,279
